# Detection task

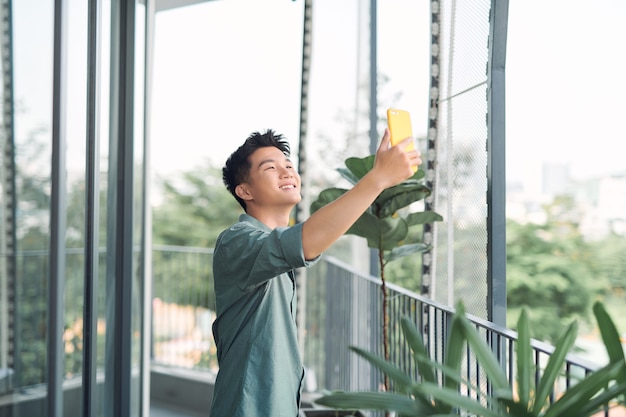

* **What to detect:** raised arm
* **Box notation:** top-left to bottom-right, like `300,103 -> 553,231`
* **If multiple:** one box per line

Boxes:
301,129 -> 421,260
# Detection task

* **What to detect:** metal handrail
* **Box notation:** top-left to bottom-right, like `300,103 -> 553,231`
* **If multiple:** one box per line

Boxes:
302,255 -> 602,404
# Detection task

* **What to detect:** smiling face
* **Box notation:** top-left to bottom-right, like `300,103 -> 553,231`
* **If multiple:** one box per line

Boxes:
235,146 -> 302,212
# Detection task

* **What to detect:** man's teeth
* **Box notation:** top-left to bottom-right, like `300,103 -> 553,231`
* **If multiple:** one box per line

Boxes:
280,185 -> 295,189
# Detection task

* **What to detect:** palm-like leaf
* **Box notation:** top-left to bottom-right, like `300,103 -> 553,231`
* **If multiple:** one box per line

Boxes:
456,309 -> 510,393
444,305 -> 467,391
531,321 -> 578,414
543,363 -> 626,417
400,317 -> 438,385
593,301 -> 625,368
317,304 -> 626,417
415,383 -> 503,417
517,309 -> 532,408
348,346 -> 414,393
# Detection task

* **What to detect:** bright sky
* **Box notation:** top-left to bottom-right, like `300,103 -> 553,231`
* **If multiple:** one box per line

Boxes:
150,0 -> 626,195
150,0 -> 430,180
506,0 -> 626,190
13,0 -> 626,194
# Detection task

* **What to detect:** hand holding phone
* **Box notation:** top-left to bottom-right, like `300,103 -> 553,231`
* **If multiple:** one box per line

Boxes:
387,108 -> 417,172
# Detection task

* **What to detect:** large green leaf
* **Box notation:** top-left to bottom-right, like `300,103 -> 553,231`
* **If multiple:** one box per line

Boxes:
400,317 -> 438,385
405,210 -> 444,226
573,379 -> 626,417
593,301 -> 626,406
345,215 -> 410,250
345,212 -> 385,244
310,187 -> 348,214
457,312 -> 510,393
532,320 -> 578,415
385,243 -> 430,263
349,346 -> 414,392
375,182 -> 431,218
543,362 -> 626,417
415,383 -> 503,417
516,309 -> 532,408
343,155 -> 426,180
379,217 -> 409,250
345,155 -> 375,179
593,301 -> 625,367
443,306 -> 467,392
336,167 -> 361,185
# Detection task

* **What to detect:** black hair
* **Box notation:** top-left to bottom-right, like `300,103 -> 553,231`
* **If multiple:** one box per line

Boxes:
222,129 -> 291,211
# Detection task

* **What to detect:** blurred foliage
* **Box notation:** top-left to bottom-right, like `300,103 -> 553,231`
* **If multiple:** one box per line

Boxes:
152,165 -> 241,247
506,195 -> 621,342
506,218 -> 596,343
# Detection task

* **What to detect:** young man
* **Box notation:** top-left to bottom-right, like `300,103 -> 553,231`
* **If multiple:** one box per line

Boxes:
210,128 -> 420,417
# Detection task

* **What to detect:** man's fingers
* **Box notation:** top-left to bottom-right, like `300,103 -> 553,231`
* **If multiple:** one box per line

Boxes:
397,137 -> 414,149
379,128 -> 391,150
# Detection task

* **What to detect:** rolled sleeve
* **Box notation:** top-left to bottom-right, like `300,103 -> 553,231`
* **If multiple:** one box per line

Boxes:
213,214 -> 320,298
274,222 -> 319,269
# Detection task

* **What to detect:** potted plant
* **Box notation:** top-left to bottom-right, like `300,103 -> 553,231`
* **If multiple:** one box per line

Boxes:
316,300 -> 626,417
310,154 -> 443,390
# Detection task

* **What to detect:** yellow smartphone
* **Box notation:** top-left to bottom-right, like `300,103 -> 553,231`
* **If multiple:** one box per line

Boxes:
387,108 -> 416,171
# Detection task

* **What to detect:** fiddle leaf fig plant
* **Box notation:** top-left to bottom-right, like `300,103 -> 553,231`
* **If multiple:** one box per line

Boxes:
311,154 -> 443,390
314,155 -> 441,257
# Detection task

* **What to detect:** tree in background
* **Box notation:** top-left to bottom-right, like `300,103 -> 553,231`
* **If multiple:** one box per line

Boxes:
506,195 -> 601,343
590,233 -> 626,293
151,165 -> 241,370
152,165 -> 241,247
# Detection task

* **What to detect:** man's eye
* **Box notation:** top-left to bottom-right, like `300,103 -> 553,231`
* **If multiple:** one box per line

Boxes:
265,166 -> 276,170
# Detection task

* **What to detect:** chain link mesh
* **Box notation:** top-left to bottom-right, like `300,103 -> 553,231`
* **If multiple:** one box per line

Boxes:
427,0 -> 492,319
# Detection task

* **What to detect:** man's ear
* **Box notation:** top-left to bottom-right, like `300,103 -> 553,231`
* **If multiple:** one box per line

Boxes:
235,184 -> 253,201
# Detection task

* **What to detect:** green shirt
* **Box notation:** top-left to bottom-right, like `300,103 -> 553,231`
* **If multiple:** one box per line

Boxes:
210,214 -> 318,417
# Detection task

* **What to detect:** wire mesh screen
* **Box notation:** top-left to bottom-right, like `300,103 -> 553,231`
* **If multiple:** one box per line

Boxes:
428,0 -> 492,319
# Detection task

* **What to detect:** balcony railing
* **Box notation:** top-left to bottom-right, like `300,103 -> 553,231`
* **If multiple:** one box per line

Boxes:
150,247 -> 603,410
2,246 -> 607,415
301,255 -> 602,404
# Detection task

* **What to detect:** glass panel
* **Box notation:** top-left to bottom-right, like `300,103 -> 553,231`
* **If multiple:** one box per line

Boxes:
63,1 -> 90,414
96,2 -> 112,416
8,1 -> 53,415
150,0 -> 301,372
0,0 -> 106,413
83,1 -> 112,415
132,2 -> 146,416
151,0 -> 303,175
306,0 -> 378,274
102,0 -> 145,415
1,0 -> 146,414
